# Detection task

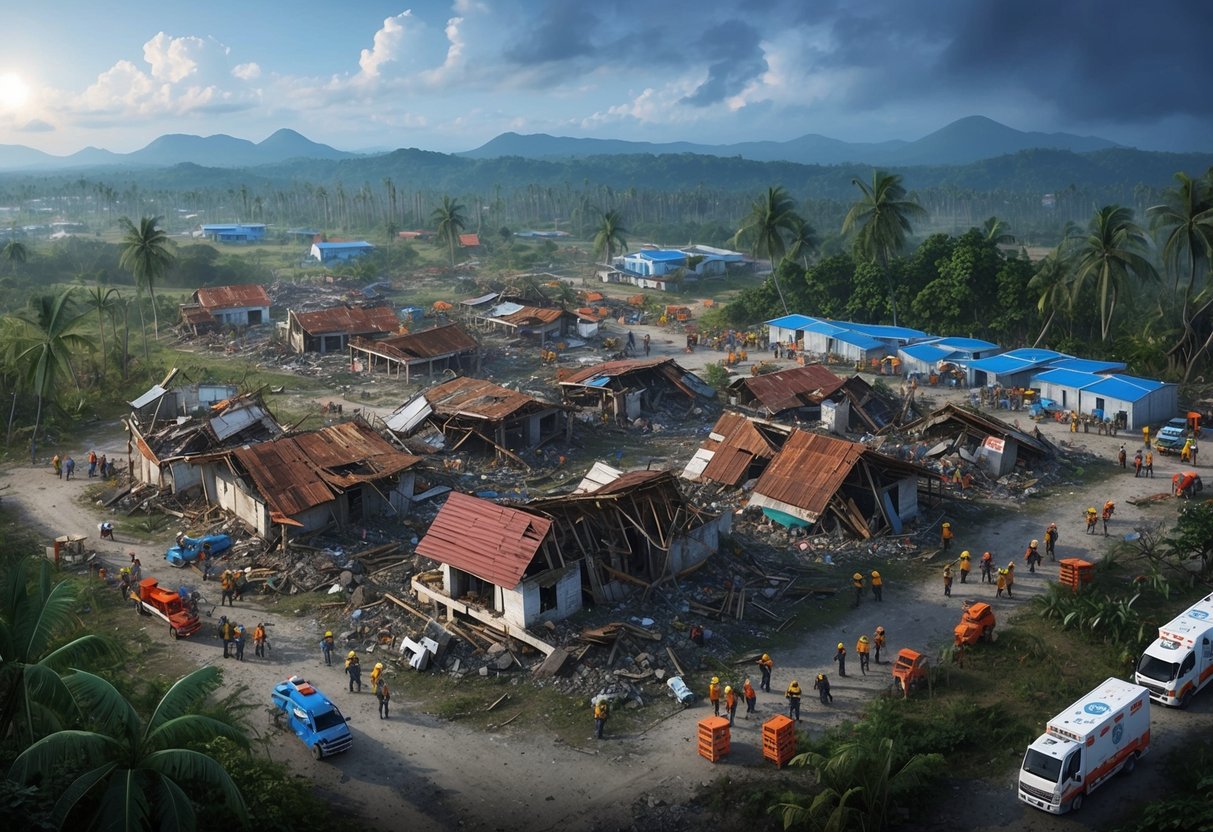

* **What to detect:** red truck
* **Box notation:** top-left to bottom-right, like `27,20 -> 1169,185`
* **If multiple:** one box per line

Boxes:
133,578 -> 202,639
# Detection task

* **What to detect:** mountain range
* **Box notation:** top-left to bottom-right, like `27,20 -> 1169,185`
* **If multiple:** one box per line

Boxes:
0,116 -> 1135,173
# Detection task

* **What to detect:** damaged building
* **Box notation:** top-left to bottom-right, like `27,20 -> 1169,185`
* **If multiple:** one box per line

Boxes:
475,302 -> 574,342
287,305 -> 400,354
727,366 -> 899,433
178,284 -> 272,334
347,323 -> 481,382
747,428 -> 930,536
381,376 -> 570,460
903,403 -> 1056,478
682,412 -> 789,487
558,357 -> 716,422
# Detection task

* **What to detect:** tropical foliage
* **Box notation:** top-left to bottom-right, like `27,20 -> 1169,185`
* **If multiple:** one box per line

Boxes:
118,216 -> 175,338
841,170 -> 927,326
432,196 -> 467,267
732,186 -> 812,314
592,209 -> 628,266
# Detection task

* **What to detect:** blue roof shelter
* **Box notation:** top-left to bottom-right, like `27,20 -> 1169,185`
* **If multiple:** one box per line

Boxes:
1032,369 -> 1176,429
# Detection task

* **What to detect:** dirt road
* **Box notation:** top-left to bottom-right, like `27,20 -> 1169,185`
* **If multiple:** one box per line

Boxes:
9,404 -> 1210,831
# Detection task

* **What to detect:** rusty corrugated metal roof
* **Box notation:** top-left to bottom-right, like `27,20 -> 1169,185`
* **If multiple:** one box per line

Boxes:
590,469 -> 669,495
415,492 -> 551,587
232,421 -> 421,518
494,306 -> 566,327
699,412 -> 783,485
292,305 -> 399,336
751,430 -> 865,521
179,306 -> 216,326
361,323 -> 478,360
194,284 -> 271,310
424,376 -> 559,421
559,357 -> 674,385
731,364 -> 845,414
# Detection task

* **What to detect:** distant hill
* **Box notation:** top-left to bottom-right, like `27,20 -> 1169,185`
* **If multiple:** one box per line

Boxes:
0,129 -> 352,171
461,116 -> 1123,167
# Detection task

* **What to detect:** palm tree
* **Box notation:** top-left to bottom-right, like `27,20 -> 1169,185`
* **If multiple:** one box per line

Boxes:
2,239 -> 28,278
4,289 -> 91,462
432,196 -> 467,268
841,171 -> 928,326
1069,205 -> 1158,341
785,216 -> 820,269
592,209 -> 628,268
9,666 -> 248,830
0,558 -> 119,743
732,187 -> 804,314
85,286 -> 120,382
1028,250 -> 1072,347
1148,172 -> 1213,376
981,216 -> 1016,245
118,216 -> 175,337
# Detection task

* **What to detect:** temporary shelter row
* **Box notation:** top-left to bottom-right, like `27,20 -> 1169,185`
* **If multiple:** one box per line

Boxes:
1031,369 -> 1177,429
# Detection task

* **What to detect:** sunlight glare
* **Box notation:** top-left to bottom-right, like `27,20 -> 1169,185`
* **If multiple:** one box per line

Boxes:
0,73 -> 30,110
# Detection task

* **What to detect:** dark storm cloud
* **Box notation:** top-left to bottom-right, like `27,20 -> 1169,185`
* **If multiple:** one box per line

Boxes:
502,1 -> 600,65
681,21 -> 767,106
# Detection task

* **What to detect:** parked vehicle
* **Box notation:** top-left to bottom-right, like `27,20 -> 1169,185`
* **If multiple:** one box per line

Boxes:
133,578 -> 202,639
165,532 -> 232,567
954,600 -> 996,646
1028,397 -> 1062,419
1018,678 -> 1149,814
271,676 -> 353,760
1135,591 -> 1213,708
1154,417 -> 1191,454
891,649 -> 928,697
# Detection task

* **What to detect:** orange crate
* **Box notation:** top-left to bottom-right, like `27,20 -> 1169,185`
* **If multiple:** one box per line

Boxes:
1058,558 -> 1094,593
762,715 -> 797,767
697,717 -> 731,762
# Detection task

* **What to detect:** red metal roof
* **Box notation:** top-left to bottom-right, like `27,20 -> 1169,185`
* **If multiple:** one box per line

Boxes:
231,421 -> 421,519
292,305 -> 399,336
416,492 -> 552,587
559,357 -> 674,385
458,233 -> 481,247
494,306 -> 566,327
751,430 -> 865,520
700,412 -> 783,485
352,324 -> 478,361
194,284 -> 271,310
732,364 -> 845,413
424,376 -> 558,421
180,306 -> 216,326
590,469 -> 669,495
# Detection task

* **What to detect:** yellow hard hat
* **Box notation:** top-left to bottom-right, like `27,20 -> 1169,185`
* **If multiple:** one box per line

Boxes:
1030,540 -> 1039,548
761,653 -> 770,662
324,630 -> 332,637
853,572 -> 862,580
859,635 -> 869,643
871,570 -> 880,577
942,522 -> 951,528
1088,507 -> 1097,513
711,676 -> 719,684
837,642 -> 844,650
725,685 -> 732,693
374,662 -> 384,670
960,550 -> 970,558
347,650 -> 356,658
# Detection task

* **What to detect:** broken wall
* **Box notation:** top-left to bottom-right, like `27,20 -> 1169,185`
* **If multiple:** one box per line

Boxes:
668,512 -> 733,574
503,564 -> 583,629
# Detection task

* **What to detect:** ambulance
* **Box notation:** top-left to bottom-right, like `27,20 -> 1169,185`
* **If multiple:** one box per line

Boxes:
1135,591 -> 1213,707
1017,678 -> 1149,814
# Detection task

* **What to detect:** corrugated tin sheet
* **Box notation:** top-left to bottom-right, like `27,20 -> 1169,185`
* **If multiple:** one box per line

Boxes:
904,404 -> 1054,457
292,305 -> 399,336
424,376 -> 559,421
592,469 -> 668,495
180,306 -> 216,326
1082,374 -> 1166,403
732,364 -> 844,413
385,395 -> 434,434
415,492 -> 551,587
572,461 -> 624,494
765,314 -> 817,330
698,412 -> 784,485
1047,358 -> 1126,374
559,357 -> 673,385
900,343 -> 955,364
1033,368 -> 1101,389
360,324 -> 478,360
209,402 -> 269,441
494,306 -> 566,327
129,385 -> 168,409
461,292 -> 500,307
195,284 -> 271,310
751,431 -> 865,521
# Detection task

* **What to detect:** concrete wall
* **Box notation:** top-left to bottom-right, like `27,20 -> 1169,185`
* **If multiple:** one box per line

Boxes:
167,459 -> 201,495
668,511 -> 732,574
976,437 -> 1019,478
212,467 -> 271,535
896,476 -> 919,521
502,565 -> 583,628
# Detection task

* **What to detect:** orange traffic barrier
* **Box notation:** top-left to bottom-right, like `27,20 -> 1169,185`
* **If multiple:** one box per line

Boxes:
697,716 -> 731,763
762,715 -> 796,768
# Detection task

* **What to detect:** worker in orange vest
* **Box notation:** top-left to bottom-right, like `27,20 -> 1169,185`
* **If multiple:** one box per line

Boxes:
724,685 -> 738,726
708,676 -> 721,716
941,522 -> 954,552
873,626 -> 887,664
980,551 -> 994,583
856,635 -> 871,676
870,570 -> 883,601
742,678 -> 757,719
996,568 -> 1008,597
1005,562 -> 1016,597
756,653 -> 773,692
1024,540 -> 1042,573
1102,501 -> 1115,536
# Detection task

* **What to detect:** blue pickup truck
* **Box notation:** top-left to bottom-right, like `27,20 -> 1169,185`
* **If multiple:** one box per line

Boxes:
165,532 -> 232,567
271,676 -> 352,760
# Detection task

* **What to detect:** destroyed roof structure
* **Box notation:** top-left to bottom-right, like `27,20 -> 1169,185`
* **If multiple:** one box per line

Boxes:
748,428 -> 931,536
902,403 -> 1056,478
128,391 -> 284,495
682,411 -> 790,486
380,376 -> 570,461
210,419 -> 423,537
287,305 -> 400,354
728,364 -> 846,417
476,302 -> 572,340
558,357 -> 716,422
348,323 -> 481,382
412,492 -> 575,642
178,284 -> 272,333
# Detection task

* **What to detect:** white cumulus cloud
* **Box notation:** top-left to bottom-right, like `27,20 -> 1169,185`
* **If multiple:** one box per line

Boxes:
232,62 -> 261,81
420,17 -> 466,85
359,11 -> 414,79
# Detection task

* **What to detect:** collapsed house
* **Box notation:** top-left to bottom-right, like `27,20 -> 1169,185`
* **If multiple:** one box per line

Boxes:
128,371 -> 240,426
287,305 -> 400,354
747,428 -> 931,536
558,358 -> 716,422
178,284 -> 272,334
682,412 -> 789,487
203,419 -> 423,539
128,390 -> 283,494
381,376 -> 570,460
475,302 -> 574,342
347,323 -> 481,381
726,365 -> 899,433
902,403 -> 1056,477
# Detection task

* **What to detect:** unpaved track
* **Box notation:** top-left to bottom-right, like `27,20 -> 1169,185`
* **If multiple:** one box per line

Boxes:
8,406 -> 1209,831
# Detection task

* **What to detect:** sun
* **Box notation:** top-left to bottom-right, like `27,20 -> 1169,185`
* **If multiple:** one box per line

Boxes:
0,73 -> 30,110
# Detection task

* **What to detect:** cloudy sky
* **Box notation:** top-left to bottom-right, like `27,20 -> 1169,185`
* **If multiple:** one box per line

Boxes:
0,0 -> 1208,155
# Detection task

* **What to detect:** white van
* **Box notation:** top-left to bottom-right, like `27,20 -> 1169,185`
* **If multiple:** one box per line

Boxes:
1136,591 -> 1213,708
1018,678 -> 1149,814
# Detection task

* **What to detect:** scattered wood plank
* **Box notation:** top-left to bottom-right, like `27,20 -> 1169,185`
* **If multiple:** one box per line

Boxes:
487,693 -> 510,712
750,602 -> 783,621
665,646 -> 686,677
620,622 -> 662,642
488,712 -> 520,730
777,615 -> 798,633
384,592 -> 431,621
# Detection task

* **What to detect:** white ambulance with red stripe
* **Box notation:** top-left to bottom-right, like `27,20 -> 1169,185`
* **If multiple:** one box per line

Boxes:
1136,591 -> 1213,707
1018,678 -> 1150,814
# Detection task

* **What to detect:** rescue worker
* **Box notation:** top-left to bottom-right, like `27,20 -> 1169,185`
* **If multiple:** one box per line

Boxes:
1024,540 -> 1041,573
1133,449 -> 1143,477
1145,449 -> 1154,478
233,623 -> 246,661
1102,500 -> 1115,536
1118,444 -> 1127,468
220,570 -> 235,607
1143,425 -> 1151,448
1085,506 -> 1098,535
785,680 -> 802,722
941,521 -> 954,552
1005,562 -> 1016,597
1182,437 -> 1193,463
376,677 -> 391,719
870,570 -> 883,602
980,551 -> 994,583
757,654 -> 773,692
220,616 -> 234,659
370,661 -> 385,691
958,551 -> 971,583
856,635 -> 871,675
1070,410 -> 1079,432
345,650 -> 362,692
851,571 -> 864,608
834,642 -> 847,677
996,568 -> 1008,598
873,626 -> 887,664
708,676 -> 721,716
200,542 -> 213,581
943,564 -> 953,597
594,698 -> 609,739
253,622 -> 267,658
813,673 -> 832,705
724,685 -> 738,726
321,630 -> 335,666
1044,523 -> 1058,561
743,678 -> 756,719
